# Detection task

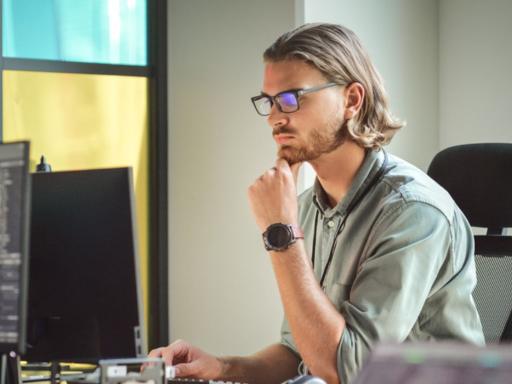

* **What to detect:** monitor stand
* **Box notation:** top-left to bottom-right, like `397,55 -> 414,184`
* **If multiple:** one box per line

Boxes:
0,354 -> 21,384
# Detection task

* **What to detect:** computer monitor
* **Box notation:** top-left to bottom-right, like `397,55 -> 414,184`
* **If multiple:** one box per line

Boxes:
23,167 -> 145,362
353,342 -> 512,384
0,141 -> 30,355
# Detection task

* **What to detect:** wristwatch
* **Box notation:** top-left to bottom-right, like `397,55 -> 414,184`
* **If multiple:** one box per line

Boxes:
262,223 -> 304,252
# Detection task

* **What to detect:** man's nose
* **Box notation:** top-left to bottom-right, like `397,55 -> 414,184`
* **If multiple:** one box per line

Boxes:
267,105 -> 289,128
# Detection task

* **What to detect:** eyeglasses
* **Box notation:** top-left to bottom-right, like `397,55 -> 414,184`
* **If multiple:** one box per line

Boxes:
251,82 -> 338,116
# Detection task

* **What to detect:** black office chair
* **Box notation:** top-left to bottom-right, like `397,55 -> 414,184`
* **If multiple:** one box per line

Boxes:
427,143 -> 512,343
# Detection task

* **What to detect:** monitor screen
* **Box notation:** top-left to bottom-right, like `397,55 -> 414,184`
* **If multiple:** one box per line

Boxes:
354,342 -> 512,384
24,167 -> 145,362
0,141 -> 30,355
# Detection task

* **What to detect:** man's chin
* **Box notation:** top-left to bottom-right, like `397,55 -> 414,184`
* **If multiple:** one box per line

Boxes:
278,147 -> 306,165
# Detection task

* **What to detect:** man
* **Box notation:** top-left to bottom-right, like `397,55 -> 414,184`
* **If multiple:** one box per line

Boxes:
149,23 -> 484,384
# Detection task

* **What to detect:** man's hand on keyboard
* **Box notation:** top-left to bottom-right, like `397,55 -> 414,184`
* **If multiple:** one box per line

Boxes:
148,339 -> 225,379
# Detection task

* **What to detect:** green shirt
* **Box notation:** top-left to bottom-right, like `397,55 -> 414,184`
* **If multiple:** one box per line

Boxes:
280,149 -> 485,383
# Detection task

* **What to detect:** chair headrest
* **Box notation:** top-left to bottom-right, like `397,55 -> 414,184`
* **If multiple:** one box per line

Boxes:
427,143 -> 512,229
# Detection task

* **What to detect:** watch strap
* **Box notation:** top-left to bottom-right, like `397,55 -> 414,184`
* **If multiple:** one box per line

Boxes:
290,225 -> 304,240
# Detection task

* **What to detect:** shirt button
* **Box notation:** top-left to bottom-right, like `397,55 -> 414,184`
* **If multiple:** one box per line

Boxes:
327,220 -> 335,228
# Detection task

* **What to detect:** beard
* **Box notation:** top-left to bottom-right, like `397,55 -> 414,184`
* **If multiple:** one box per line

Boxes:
276,119 -> 348,165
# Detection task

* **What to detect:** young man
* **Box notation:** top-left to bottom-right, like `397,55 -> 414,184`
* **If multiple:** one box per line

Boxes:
149,23 -> 484,384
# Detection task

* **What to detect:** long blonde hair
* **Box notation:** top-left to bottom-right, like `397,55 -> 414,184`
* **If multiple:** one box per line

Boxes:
263,23 -> 404,149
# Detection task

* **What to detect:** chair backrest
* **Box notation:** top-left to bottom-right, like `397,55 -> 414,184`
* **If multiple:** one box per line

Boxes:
427,143 -> 512,343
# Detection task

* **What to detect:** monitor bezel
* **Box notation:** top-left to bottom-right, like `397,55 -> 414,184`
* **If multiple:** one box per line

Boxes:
0,140 -> 30,355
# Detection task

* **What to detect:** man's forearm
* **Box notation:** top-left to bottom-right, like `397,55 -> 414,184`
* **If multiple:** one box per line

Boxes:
270,241 -> 345,384
219,343 -> 300,384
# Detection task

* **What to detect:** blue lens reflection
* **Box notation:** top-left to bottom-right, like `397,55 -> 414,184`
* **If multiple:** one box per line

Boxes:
278,92 -> 298,111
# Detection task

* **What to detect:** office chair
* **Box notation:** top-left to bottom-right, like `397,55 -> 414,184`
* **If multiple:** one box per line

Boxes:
427,143 -> 512,343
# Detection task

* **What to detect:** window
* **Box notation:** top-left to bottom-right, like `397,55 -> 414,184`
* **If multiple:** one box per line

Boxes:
0,0 -> 168,348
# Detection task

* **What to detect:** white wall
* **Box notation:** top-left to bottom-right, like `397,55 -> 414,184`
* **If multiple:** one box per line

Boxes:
439,0 -> 512,148
303,0 -> 439,171
168,0 -> 296,355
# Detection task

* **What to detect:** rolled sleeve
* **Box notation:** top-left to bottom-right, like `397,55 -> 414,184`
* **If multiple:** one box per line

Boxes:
336,202 -> 451,383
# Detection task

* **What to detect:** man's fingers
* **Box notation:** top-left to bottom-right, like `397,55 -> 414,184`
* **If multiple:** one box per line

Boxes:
147,347 -> 164,358
143,347 -> 165,371
160,348 -> 178,365
149,340 -> 188,366
162,340 -> 191,365
275,158 -> 290,172
275,158 -> 303,186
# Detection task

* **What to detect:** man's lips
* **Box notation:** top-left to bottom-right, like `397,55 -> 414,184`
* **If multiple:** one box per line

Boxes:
274,134 -> 295,145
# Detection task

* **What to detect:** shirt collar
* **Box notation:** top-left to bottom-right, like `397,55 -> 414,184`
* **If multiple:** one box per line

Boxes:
312,148 -> 386,218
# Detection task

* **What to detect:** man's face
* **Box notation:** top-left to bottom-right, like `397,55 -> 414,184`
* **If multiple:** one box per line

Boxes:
262,59 -> 347,165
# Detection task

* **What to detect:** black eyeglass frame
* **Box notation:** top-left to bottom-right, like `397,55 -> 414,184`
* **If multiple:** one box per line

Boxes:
250,82 -> 339,116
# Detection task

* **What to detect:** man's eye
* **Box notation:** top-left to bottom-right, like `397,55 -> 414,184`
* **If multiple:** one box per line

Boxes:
278,93 -> 298,107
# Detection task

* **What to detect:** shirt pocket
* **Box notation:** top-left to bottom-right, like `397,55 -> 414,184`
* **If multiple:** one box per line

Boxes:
326,282 -> 352,311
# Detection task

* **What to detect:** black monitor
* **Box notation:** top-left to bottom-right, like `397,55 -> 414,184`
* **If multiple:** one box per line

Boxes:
0,141 -> 30,355
24,167 -> 145,362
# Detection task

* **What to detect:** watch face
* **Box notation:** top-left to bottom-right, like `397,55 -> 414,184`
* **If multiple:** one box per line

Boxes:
267,224 -> 292,248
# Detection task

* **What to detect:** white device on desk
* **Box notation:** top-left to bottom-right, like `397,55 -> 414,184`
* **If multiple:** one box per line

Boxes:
99,358 -> 163,384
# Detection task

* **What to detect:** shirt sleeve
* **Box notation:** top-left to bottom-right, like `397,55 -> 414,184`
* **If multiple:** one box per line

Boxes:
336,201 -> 452,383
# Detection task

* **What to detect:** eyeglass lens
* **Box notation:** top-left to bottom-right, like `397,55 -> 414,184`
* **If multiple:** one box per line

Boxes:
254,97 -> 272,115
276,92 -> 299,112
254,92 -> 299,115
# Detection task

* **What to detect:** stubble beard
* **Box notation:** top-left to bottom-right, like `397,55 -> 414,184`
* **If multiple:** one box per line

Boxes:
278,119 -> 347,165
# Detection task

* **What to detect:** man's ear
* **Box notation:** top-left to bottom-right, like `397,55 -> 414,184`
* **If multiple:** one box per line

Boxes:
343,82 -> 365,119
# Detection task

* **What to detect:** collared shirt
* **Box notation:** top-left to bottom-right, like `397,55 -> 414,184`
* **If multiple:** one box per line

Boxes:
280,149 -> 485,383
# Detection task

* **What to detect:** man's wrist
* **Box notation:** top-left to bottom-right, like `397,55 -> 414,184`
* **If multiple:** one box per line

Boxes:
262,223 -> 304,252
217,356 -> 242,381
